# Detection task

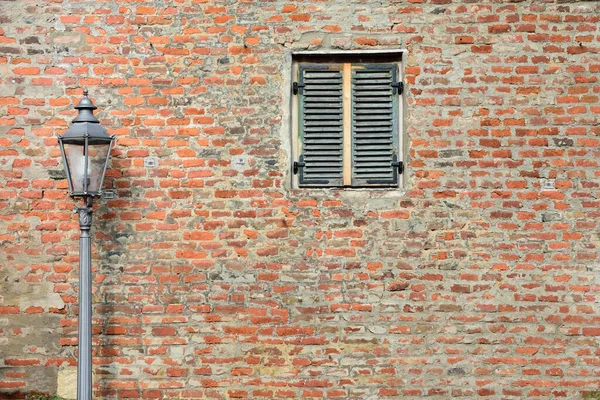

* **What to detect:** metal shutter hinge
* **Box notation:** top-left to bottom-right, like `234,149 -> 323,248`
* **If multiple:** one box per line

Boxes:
392,160 -> 404,174
292,82 -> 305,95
293,161 -> 305,175
391,82 -> 404,95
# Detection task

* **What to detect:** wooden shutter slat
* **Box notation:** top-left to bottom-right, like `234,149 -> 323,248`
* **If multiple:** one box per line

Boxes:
351,65 -> 399,186
354,104 -> 393,109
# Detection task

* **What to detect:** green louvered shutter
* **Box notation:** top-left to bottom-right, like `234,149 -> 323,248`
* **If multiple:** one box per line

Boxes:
351,65 -> 399,186
297,65 -> 344,187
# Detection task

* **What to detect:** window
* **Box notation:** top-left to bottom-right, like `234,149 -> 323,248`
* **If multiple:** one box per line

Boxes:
291,52 -> 404,188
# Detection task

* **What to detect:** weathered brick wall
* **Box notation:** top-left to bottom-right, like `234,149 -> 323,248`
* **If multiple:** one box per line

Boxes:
1,0 -> 600,398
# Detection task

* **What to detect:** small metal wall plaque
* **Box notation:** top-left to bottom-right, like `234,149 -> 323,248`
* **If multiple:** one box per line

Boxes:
144,157 -> 158,168
231,156 -> 248,171
542,179 -> 555,190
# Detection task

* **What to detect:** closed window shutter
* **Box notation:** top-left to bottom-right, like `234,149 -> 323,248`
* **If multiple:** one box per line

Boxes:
351,65 -> 399,186
298,65 -> 344,187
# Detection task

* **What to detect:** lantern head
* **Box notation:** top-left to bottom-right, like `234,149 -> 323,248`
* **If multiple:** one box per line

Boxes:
58,89 -> 115,197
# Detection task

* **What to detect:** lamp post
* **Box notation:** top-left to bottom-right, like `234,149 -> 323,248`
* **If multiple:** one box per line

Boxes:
58,89 -> 115,400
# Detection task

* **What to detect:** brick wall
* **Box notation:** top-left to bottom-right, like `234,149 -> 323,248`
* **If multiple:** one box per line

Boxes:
1,0 -> 600,398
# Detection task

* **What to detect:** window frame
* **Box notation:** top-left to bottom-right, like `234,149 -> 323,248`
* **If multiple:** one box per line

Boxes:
291,50 -> 405,190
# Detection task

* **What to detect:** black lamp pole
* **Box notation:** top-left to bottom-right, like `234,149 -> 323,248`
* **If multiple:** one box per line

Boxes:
76,198 -> 93,400
58,89 -> 114,400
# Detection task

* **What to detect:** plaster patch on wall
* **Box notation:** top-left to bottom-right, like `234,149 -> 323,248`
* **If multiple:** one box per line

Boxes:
0,282 -> 65,310
56,368 -> 77,399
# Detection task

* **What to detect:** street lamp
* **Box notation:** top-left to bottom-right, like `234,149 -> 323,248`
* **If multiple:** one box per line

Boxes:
58,89 -> 115,400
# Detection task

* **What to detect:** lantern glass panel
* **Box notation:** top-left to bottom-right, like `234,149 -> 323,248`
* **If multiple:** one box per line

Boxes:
88,142 -> 111,193
64,142 -> 111,194
64,144 -> 86,194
